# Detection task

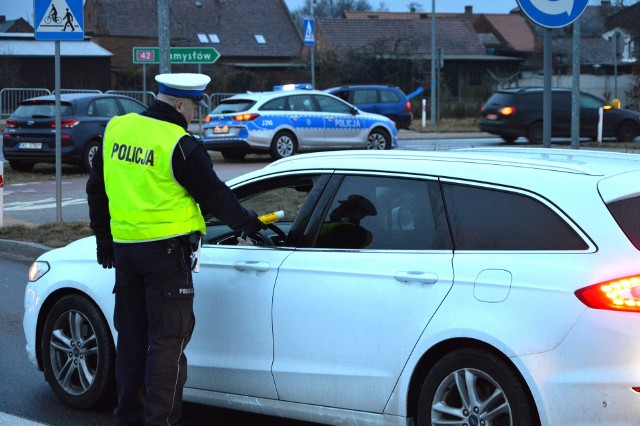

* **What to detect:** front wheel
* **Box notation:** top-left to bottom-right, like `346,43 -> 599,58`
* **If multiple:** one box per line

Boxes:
366,128 -> 391,150
270,131 -> 297,160
616,120 -> 638,142
41,295 -> 116,409
527,122 -> 543,145
416,348 -> 538,426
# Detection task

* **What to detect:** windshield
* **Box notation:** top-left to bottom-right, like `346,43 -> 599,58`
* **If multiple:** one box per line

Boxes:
211,99 -> 256,114
13,101 -> 73,118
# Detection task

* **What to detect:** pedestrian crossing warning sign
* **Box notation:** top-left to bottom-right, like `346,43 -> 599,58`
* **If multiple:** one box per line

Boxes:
35,0 -> 84,41
303,18 -> 315,46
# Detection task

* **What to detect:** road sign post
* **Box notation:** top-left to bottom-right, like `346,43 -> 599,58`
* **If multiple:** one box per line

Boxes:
516,0 -> 589,148
303,17 -> 315,88
34,0 -> 85,222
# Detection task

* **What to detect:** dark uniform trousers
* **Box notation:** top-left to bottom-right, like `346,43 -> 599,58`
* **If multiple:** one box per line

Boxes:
113,237 -> 195,426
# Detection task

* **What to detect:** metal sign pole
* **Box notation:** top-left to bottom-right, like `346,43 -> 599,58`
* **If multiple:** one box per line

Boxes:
543,28 -> 552,148
55,41 -> 62,222
571,20 -> 581,150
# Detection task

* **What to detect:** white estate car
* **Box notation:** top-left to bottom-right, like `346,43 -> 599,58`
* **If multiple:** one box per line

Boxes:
24,148 -> 640,425
202,86 -> 398,161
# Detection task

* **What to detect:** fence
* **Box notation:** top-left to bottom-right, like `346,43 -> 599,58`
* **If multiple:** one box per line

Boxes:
0,88 -> 239,118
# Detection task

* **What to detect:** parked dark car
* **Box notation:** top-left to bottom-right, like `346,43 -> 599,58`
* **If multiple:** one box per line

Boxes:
479,87 -> 640,144
325,84 -> 412,129
2,93 -> 147,172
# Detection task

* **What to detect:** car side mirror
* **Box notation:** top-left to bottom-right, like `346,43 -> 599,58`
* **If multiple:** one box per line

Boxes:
350,107 -> 359,116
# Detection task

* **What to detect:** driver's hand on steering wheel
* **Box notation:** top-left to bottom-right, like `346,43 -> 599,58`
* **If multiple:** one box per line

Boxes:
236,236 -> 256,246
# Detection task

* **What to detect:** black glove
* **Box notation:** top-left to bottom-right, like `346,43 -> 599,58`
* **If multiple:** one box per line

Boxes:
240,212 -> 267,236
96,238 -> 114,269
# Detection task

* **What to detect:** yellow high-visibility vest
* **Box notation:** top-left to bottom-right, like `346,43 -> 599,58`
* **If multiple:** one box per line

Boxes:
103,113 -> 205,243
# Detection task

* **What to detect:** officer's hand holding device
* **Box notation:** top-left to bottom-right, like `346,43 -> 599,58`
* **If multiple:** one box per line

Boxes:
96,238 -> 114,269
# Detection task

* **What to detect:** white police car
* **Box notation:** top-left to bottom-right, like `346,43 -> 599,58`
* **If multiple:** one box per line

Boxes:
202,84 -> 398,160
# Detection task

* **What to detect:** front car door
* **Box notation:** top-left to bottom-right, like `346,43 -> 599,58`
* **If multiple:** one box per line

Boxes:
186,173 -> 327,398
271,173 -> 454,412
315,94 -> 366,148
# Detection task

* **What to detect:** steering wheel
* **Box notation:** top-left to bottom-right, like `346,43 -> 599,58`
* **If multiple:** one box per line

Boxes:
242,223 -> 287,247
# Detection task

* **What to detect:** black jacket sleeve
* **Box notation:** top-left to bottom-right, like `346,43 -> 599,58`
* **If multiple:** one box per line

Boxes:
86,143 -> 113,243
172,135 -> 263,234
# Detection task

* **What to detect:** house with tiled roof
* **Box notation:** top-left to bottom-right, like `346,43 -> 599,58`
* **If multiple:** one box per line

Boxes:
84,0 -> 304,91
315,12 -> 523,112
0,15 -> 33,33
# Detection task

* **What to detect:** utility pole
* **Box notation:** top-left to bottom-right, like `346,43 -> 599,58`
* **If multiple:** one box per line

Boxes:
430,0 -> 436,125
158,0 -> 171,74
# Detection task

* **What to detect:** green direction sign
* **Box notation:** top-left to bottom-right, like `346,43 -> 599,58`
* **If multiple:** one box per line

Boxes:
133,47 -> 220,64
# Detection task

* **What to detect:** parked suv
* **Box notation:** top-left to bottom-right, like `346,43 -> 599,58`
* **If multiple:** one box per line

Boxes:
479,87 -> 640,144
2,93 -> 146,171
325,84 -> 412,129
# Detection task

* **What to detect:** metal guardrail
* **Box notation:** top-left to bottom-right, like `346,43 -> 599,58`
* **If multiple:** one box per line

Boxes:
0,88 -> 239,117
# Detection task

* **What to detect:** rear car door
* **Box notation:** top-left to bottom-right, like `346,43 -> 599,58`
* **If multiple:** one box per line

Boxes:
271,173 -> 454,412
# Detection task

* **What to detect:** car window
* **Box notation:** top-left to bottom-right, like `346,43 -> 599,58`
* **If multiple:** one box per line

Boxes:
118,98 -> 147,114
606,196 -> 640,250
331,90 -> 350,102
352,89 -> 377,104
580,94 -> 605,109
287,95 -> 316,112
13,102 -> 72,117
379,89 -> 400,103
211,99 -> 256,114
442,183 -> 588,250
315,95 -> 352,114
88,98 -> 121,117
314,175 -> 451,250
260,97 -> 288,111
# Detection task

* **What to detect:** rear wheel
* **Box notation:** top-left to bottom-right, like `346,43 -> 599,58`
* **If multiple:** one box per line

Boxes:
416,348 -> 538,426
220,151 -> 247,161
501,135 -> 517,144
616,120 -> 638,142
270,131 -> 297,160
82,140 -> 100,172
366,128 -> 391,150
527,122 -> 543,145
8,160 -> 35,172
41,295 -> 116,409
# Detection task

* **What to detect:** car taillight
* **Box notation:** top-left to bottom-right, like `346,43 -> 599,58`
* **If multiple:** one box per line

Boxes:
405,101 -> 411,113
204,116 -> 211,123
575,275 -> 640,312
5,119 -> 16,128
499,106 -> 516,116
49,119 -> 80,128
233,113 -> 259,122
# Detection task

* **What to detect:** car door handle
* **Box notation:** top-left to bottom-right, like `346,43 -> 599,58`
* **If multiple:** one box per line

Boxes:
394,271 -> 438,284
233,261 -> 270,272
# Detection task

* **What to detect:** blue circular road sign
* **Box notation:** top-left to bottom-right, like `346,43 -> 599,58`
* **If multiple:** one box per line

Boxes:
517,0 -> 589,28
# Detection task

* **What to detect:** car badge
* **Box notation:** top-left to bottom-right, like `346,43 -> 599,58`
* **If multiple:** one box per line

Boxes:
27,120 -> 35,126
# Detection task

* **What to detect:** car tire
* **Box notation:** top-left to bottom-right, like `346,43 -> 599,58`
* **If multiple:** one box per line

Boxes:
367,128 -> 391,150
527,122 -> 543,145
501,135 -> 517,144
416,348 -> 538,426
616,120 -> 638,142
82,140 -> 100,172
42,294 -> 116,410
8,160 -> 35,172
220,151 -> 247,161
270,131 -> 297,160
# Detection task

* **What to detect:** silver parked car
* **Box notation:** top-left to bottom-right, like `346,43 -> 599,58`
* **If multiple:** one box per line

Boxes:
24,148 -> 640,425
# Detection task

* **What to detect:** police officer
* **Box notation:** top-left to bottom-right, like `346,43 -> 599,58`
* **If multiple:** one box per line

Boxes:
86,73 -> 264,426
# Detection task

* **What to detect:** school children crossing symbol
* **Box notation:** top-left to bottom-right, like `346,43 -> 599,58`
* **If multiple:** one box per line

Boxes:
34,0 -> 84,40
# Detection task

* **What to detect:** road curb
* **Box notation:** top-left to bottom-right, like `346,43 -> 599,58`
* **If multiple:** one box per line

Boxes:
0,239 -> 51,259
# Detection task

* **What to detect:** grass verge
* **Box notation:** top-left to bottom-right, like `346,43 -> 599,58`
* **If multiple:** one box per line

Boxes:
0,221 -> 93,248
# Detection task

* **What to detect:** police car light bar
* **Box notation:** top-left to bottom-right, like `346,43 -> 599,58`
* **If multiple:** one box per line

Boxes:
273,83 -> 313,91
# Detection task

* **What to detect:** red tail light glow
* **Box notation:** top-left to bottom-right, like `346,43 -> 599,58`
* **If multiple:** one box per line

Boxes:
49,119 -> 80,128
204,116 -> 211,123
575,275 -> 640,312
499,106 -> 516,116
5,120 -> 16,128
233,113 -> 259,122
405,101 -> 411,113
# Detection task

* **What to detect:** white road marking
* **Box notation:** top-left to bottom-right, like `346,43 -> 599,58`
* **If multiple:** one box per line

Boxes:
0,413 -> 46,425
4,198 -> 87,211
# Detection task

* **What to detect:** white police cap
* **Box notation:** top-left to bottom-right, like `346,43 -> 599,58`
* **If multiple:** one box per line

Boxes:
155,73 -> 211,108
